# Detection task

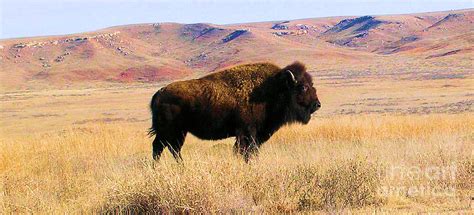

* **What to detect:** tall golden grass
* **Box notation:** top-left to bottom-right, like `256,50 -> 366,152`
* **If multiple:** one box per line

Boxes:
1,114 -> 472,213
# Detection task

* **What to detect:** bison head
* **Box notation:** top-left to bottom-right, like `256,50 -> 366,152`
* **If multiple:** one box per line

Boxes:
280,62 -> 320,124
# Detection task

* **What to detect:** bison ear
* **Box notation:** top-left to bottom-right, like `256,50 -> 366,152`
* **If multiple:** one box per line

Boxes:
282,69 -> 298,88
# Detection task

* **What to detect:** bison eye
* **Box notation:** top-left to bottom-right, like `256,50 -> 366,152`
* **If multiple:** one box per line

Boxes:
298,85 -> 308,92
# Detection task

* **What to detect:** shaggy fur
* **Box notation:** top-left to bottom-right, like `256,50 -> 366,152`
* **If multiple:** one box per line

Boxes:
150,61 -> 320,162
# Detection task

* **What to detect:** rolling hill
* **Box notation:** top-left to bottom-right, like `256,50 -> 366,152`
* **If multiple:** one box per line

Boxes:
0,9 -> 472,90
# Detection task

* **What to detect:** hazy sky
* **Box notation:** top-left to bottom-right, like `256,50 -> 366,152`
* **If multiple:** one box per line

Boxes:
1,0 -> 472,39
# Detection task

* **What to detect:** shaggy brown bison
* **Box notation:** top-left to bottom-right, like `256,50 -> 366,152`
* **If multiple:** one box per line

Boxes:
149,61 -> 320,162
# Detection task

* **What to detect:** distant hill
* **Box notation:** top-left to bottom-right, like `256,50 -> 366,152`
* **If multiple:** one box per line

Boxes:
1,9 -> 473,90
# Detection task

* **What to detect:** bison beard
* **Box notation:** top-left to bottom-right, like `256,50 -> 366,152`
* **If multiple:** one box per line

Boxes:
149,61 -> 320,162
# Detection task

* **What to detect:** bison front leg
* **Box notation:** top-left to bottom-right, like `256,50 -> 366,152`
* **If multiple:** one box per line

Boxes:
234,133 -> 259,163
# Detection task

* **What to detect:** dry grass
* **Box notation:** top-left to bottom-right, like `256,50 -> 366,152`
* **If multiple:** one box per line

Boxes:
1,114 -> 472,213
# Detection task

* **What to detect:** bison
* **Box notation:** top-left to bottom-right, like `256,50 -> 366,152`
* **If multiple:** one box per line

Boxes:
149,61 -> 320,162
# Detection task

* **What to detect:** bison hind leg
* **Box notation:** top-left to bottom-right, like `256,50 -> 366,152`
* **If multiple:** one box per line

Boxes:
167,131 -> 187,162
152,130 -> 187,162
152,136 -> 166,160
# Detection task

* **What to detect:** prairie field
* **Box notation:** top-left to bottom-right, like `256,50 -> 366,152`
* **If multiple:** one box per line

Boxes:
1,101 -> 473,213
1,74 -> 473,213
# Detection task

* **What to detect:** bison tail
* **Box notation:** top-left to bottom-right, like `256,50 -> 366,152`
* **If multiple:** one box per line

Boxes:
148,127 -> 156,137
148,89 -> 162,137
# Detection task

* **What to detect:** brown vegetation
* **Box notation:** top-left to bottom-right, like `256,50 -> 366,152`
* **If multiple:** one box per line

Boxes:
1,114 -> 472,213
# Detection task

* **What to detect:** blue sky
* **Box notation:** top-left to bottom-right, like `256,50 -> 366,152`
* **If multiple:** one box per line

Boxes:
1,0 -> 472,39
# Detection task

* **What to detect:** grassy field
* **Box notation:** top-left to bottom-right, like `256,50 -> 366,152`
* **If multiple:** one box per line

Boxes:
0,70 -> 473,213
1,114 -> 472,213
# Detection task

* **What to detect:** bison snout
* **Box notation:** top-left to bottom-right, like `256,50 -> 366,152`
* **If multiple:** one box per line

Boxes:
310,101 -> 321,113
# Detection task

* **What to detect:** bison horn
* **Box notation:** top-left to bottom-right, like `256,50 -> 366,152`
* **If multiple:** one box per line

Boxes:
286,70 -> 297,84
